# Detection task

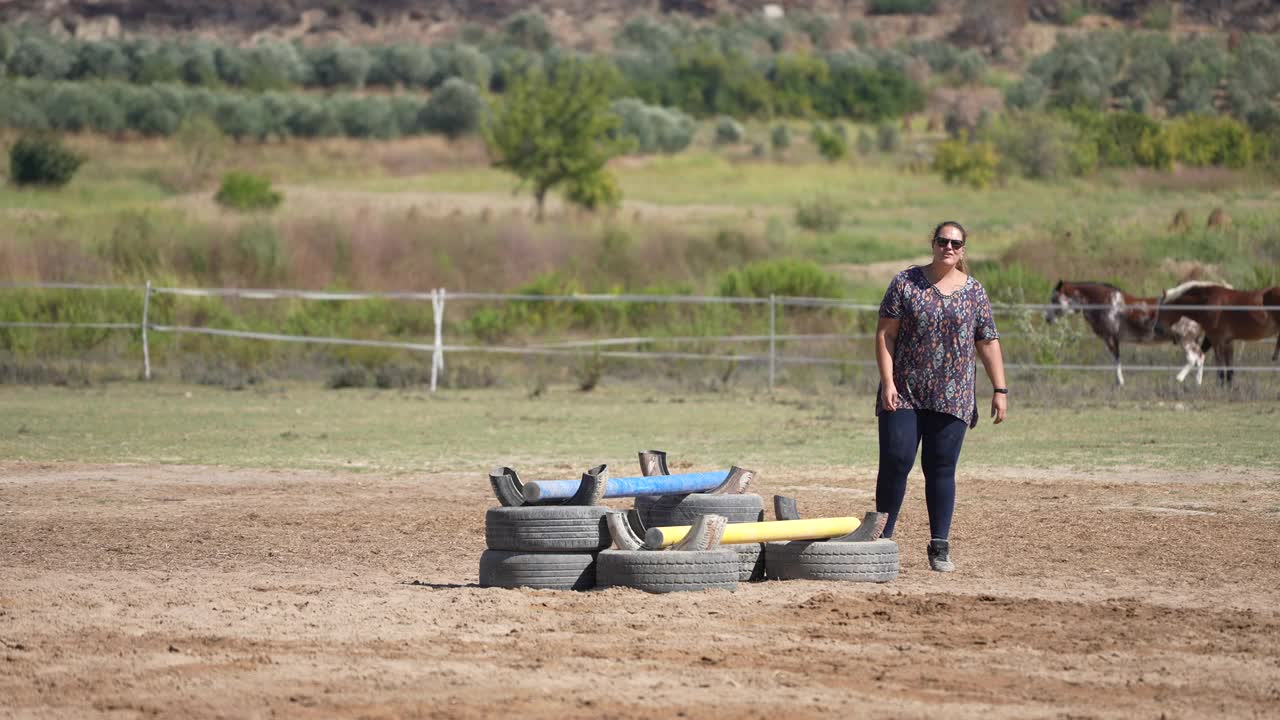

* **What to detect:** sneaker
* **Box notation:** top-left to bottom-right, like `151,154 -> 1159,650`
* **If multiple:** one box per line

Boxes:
928,539 -> 955,573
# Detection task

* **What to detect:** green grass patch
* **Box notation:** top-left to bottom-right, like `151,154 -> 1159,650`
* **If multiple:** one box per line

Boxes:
0,383 -> 1275,474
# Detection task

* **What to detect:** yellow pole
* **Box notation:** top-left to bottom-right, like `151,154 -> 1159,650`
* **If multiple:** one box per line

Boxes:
645,516 -> 862,548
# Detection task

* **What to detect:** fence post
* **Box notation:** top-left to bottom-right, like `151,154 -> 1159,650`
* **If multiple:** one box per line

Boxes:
430,288 -> 446,393
141,280 -> 152,381
768,294 -> 776,392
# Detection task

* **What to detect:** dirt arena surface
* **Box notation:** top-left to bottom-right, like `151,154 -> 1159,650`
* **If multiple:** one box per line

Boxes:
3,461 -> 1279,719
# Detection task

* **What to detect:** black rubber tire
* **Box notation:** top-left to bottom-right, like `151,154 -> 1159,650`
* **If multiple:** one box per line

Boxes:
478,550 -> 596,591
734,543 -> 765,582
596,549 -> 739,593
485,505 -> 611,552
764,539 -> 900,583
634,493 -> 764,528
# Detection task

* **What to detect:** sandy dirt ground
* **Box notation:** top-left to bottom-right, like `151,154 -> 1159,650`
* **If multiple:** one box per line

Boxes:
2,461 -> 1279,719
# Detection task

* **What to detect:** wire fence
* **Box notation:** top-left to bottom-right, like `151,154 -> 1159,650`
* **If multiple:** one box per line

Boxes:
2,281 -> 1279,391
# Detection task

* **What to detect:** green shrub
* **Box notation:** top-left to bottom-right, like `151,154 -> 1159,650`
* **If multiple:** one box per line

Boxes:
213,95 -> 267,140
368,44 -> 435,88
215,171 -> 282,212
8,134 -> 84,187
876,122 -> 900,153
419,78 -> 487,138
243,41 -> 306,91
305,44 -> 374,88
504,10 -> 555,52
714,115 -> 745,145
932,138 -> 999,189
867,0 -> 936,14
982,112 -> 1096,179
73,40 -> 131,81
794,195 -> 843,232
7,35 -> 75,80
431,44 -> 492,90
771,124 -> 792,152
810,124 -> 847,161
717,259 -> 842,299
1167,115 -> 1253,168
335,95 -> 399,139
44,84 -> 125,133
856,128 -> 874,155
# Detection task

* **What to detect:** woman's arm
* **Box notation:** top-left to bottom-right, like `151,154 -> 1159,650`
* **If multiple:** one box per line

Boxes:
876,316 -> 901,411
976,338 -> 1007,424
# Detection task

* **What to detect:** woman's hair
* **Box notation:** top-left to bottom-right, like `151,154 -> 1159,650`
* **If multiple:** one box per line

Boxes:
932,220 -> 969,275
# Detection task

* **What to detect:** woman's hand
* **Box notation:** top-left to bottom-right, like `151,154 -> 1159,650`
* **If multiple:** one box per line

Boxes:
990,392 -> 1007,424
881,383 -> 900,412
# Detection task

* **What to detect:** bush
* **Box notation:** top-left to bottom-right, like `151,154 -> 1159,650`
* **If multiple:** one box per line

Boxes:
305,44 -> 374,88
243,41 -> 306,90
213,95 -> 267,140
932,138 -> 999,189
504,10 -> 555,52
419,78 -> 487,138
856,128 -> 875,155
867,0 -> 936,14
983,112 -> 1096,179
1167,115 -> 1253,169
714,115 -> 745,145
876,122 -> 900,153
43,84 -> 125,133
794,195 -> 843,231
811,124 -> 847,161
7,35 -> 75,80
771,124 -> 791,152
335,95 -> 399,139
368,44 -> 435,88
215,171 -> 282,212
718,259 -> 842,299
612,99 -> 695,154
8,134 -> 84,187
431,44 -> 492,89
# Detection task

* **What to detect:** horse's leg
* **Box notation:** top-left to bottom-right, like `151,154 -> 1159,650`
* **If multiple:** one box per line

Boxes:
1107,335 -> 1123,386
1224,341 -> 1235,386
1176,333 -> 1197,384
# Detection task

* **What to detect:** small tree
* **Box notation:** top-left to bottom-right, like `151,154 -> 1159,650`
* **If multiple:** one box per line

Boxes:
175,114 -> 227,187
484,60 -> 627,219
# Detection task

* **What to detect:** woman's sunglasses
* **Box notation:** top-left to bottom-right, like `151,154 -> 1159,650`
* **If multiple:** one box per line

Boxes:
934,236 -> 965,249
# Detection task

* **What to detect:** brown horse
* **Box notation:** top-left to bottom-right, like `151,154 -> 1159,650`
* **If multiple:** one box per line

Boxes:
1047,281 -> 1206,386
1157,281 -> 1280,385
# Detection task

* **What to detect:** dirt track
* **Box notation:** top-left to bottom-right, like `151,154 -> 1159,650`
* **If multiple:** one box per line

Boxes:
2,461 -> 1279,719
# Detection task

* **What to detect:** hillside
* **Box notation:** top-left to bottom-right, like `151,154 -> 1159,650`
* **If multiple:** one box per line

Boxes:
2,1 -> 1278,46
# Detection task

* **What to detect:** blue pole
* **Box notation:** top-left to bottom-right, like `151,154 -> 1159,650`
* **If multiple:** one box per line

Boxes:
524,471 -> 729,502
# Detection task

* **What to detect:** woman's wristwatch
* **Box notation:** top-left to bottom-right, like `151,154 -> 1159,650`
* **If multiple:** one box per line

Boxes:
993,388 -> 1009,394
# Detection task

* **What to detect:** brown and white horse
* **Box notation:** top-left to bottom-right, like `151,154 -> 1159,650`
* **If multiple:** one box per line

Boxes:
1046,281 -> 1206,386
1157,281 -> 1280,385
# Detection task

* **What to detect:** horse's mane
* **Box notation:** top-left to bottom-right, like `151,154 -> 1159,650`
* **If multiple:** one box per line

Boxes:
1163,280 -> 1234,303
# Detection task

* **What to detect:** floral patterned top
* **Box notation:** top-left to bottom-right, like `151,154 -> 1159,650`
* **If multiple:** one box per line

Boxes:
876,266 -> 1000,429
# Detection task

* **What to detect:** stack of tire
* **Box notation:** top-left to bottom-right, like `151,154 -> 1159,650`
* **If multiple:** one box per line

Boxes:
478,504 -> 612,591
764,538 -> 900,583
596,489 -> 762,591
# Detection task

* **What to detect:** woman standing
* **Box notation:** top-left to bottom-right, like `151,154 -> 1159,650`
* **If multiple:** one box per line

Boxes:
874,221 -> 1007,572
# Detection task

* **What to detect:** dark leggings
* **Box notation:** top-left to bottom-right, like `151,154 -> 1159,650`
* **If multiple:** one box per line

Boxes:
876,408 -> 968,540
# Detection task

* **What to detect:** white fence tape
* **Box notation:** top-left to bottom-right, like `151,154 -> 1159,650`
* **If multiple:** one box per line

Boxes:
3,282 -> 1279,389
